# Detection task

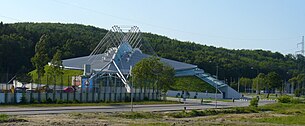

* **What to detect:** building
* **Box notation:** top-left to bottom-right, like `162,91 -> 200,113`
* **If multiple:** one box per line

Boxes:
62,26 -> 241,100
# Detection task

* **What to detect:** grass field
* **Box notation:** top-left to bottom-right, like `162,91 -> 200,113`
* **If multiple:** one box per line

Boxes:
171,76 -> 216,93
2,102 -> 305,125
30,65 -> 83,86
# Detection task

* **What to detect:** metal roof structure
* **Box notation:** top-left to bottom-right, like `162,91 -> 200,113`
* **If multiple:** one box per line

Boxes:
61,26 -> 241,98
62,45 -> 197,74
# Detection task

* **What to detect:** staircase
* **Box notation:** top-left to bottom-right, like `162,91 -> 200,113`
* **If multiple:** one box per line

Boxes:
194,69 -> 241,99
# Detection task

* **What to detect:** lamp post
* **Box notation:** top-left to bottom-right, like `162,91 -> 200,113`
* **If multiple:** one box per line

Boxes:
130,66 -> 134,112
215,64 -> 219,108
209,61 -> 219,108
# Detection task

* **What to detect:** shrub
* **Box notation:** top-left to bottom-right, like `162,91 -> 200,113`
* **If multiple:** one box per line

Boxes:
125,96 -> 130,102
0,114 -> 9,122
30,98 -> 38,104
294,89 -> 301,97
176,93 -> 180,98
291,98 -> 302,104
56,99 -> 64,104
19,94 -> 27,104
72,100 -> 80,103
116,112 -> 161,119
249,97 -> 259,107
46,98 -> 53,103
41,99 -> 47,103
277,95 -> 292,103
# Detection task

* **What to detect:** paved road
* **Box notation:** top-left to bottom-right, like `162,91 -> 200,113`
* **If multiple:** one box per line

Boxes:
0,99 -> 275,115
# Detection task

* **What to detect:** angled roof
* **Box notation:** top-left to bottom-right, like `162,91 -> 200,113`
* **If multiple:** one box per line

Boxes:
62,44 -> 197,74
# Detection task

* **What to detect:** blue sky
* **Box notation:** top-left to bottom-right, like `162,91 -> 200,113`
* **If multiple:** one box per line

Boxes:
1,0 -> 305,54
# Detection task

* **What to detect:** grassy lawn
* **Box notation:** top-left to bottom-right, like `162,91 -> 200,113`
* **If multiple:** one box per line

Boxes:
0,114 -> 27,123
171,76 -> 216,93
254,114 -> 305,125
5,102 -> 305,125
30,65 -> 82,86
0,100 -> 180,107
3,96 -> 305,125
0,114 -> 9,122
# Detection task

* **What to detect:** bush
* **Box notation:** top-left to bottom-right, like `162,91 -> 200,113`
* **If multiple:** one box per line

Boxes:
249,97 -> 259,107
30,97 -> 38,104
0,114 -> 9,122
46,98 -> 53,103
72,100 -> 80,103
56,99 -> 64,104
116,112 -> 161,119
291,98 -> 302,104
278,95 -> 292,103
294,89 -> 301,97
176,93 -> 180,98
125,96 -> 130,102
19,94 -> 27,104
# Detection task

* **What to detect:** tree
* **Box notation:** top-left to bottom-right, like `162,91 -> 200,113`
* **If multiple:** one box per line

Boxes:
296,74 -> 305,95
252,73 -> 265,94
265,72 -> 282,98
132,56 -> 175,100
47,49 -> 64,85
239,77 -> 252,93
288,77 -> 298,94
31,34 -> 49,84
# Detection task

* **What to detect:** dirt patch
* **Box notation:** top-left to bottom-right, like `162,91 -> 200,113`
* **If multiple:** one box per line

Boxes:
0,112 -> 297,126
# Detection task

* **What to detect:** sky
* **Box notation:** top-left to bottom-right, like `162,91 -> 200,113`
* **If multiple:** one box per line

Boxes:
1,0 -> 305,55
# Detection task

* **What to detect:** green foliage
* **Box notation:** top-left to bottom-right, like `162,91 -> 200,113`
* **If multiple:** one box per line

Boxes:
171,76 -> 215,92
1,22 -> 305,88
30,65 -> 82,85
56,99 -> 64,104
277,95 -> 302,104
19,93 -> 27,104
132,56 -> 175,93
0,114 -> 9,122
239,77 -> 252,92
115,112 -> 162,119
42,98 -> 54,104
169,107 -> 258,118
255,115 -> 305,125
47,49 -> 64,85
249,97 -> 259,107
31,34 -> 50,83
30,98 -> 38,104
294,89 -> 301,97
277,95 -> 292,103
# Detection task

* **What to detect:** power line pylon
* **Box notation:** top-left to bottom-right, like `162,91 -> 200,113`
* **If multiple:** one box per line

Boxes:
296,36 -> 305,56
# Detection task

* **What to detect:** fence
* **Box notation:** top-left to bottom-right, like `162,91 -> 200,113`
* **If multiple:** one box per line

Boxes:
167,90 -> 223,99
0,87 -> 161,104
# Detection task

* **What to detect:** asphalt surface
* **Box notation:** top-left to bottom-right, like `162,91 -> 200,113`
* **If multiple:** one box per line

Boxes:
0,98 -> 275,115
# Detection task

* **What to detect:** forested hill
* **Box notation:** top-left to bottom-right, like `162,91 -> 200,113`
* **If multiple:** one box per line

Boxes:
0,22 -> 304,83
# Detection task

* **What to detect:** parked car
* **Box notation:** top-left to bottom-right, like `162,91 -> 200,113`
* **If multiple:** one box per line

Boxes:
63,86 -> 76,93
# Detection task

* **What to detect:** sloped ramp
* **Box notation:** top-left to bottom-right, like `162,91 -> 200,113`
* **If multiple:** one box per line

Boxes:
194,69 -> 241,99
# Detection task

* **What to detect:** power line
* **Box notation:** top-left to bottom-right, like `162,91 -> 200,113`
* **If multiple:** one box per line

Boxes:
0,14 -> 22,22
50,0 -> 300,41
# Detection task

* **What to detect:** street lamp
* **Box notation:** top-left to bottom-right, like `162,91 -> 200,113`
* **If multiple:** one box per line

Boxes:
209,61 -> 219,108
215,64 -> 219,108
